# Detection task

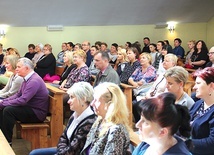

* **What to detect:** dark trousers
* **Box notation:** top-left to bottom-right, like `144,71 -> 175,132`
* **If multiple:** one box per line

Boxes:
0,106 -> 41,143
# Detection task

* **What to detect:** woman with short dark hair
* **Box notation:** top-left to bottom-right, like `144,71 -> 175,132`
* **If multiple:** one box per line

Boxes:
133,92 -> 191,155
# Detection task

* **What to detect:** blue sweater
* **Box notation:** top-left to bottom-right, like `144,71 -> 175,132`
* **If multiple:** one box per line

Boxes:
189,100 -> 214,155
133,136 -> 191,155
0,73 -> 49,121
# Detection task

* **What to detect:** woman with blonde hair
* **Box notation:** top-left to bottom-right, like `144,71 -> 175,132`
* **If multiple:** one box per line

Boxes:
81,82 -> 130,154
128,52 -> 156,88
164,66 -> 194,109
0,55 -> 23,98
59,49 -> 89,91
185,40 -> 195,66
52,51 -> 76,86
114,47 -> 128,76
60,49 -> 90,116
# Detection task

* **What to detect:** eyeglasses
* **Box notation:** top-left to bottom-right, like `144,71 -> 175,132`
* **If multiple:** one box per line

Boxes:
208,52 -> 214,56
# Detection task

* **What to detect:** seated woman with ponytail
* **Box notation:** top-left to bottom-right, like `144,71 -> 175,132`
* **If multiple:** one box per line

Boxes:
133,92 -> 191,155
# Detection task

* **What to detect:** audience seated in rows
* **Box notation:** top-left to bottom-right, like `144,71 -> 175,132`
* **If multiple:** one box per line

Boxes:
133,54 -> 177,122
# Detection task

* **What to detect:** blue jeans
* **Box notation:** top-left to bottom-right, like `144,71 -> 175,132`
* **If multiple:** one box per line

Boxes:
29,147 -> 57,155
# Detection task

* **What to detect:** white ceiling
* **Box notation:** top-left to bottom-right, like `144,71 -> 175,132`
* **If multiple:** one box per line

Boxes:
0,0 -> 214,27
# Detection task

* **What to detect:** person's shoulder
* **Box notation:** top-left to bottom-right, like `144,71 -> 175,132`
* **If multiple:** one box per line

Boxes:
166,136 -> 192,155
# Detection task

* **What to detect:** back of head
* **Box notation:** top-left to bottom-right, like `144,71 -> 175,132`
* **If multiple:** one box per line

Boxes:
67,81 -> 94,105
138,92 -> 191,138
94,82 -> 129,129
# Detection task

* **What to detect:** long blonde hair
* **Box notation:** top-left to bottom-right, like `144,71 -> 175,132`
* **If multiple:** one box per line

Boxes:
94,82 -> 130,136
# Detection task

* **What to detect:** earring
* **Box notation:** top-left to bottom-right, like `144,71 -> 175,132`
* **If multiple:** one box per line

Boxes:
209,93 -> 212,96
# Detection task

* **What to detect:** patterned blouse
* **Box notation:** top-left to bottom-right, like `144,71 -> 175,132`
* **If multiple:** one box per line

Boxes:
64,65 -> 89,88
81,118 -> 131,155
129,65 -> 156,84
120,60 -> 141,84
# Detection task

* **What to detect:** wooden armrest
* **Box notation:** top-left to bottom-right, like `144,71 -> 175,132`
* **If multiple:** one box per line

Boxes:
45,83 -> 65,94
129,130 -> 141,147
120,83 -> 136,89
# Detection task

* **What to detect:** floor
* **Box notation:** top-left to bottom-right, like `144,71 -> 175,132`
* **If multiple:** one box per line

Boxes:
11,117 -> 70,155
12,138 -> 31,155
12,126 -> 31,155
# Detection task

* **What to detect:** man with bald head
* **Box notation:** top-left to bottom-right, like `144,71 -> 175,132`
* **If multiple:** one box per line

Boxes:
0,57 -> 49,145
82,41 -> 93,67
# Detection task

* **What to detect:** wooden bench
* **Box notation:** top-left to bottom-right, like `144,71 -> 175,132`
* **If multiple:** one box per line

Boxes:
16,83 -> 65,150
55,66 -> 65,76
0,130 -> 16,155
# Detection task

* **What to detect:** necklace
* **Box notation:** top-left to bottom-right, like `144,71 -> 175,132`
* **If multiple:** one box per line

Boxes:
176,92 -> 184,102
